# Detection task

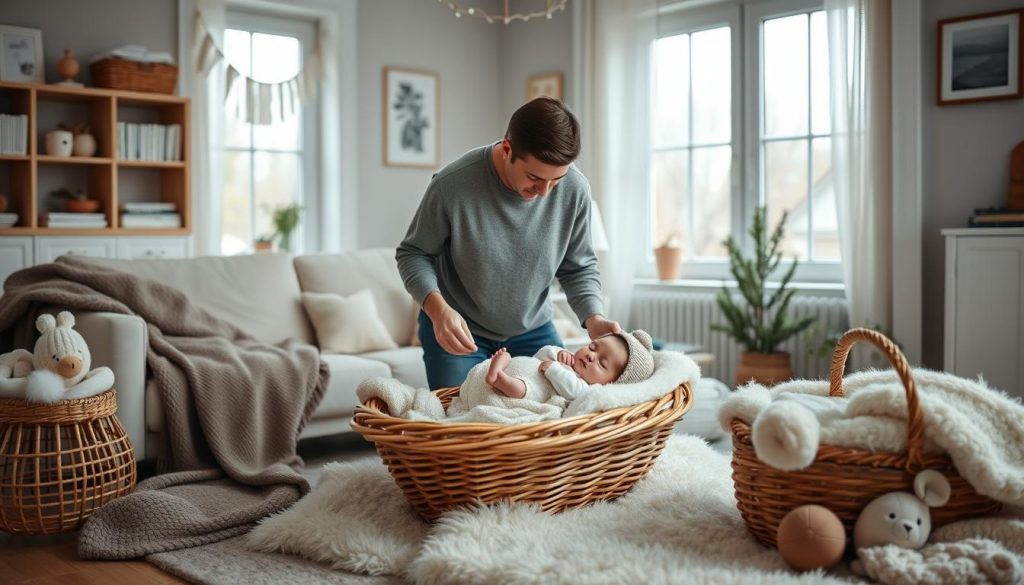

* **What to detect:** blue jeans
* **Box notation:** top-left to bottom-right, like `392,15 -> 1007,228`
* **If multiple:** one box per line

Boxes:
418,311 -> 563,390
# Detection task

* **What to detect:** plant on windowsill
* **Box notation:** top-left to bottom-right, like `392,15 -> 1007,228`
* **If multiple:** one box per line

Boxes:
254,234 -> 275,253
654,233 -> 683,281
51,187 -> 101,214
270,203 -> 302,253
711,206 -> 817,387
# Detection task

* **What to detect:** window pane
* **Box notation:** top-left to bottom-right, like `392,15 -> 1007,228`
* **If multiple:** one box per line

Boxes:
692,146 -> 731,258
652,150 -> 689,255
691,27 -> 731,145
810,11 -> 831,135
253,151 -> 302,243
811,137 -> 839,261
764,14 -> 808,137
224,29 -> 251,148
222,151 -> 252,254
764,139 -> 808,259
653,34 -> 689,148
253,32 -> 302,150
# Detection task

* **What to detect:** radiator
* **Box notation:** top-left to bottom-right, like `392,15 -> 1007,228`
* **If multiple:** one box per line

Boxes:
630,290 -> 849,384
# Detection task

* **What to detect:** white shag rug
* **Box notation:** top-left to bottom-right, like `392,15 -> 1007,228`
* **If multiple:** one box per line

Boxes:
246,436 -> 853,585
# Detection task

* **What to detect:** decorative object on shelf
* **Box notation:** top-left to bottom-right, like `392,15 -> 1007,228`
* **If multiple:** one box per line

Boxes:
59,122 -> 97,157
0,193 -> 7,213
271,203 -> 302,252
55,48 -> 83,87
712,206 -> 816,387
0,24 -> 44,83
527,71 -> 564,101
1010,140 -> 1024,210
384,67 -> 439,168
437,0 -> 569,24
937,9 -> 1023,106
654,234 -> 683,281
51,187 -> 101,213
90,45 -> 178,94
44,129 -> 73,157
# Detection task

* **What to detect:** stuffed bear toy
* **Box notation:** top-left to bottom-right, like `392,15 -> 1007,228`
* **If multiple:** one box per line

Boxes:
0,311 -> 115,403
853,469 -> 951,551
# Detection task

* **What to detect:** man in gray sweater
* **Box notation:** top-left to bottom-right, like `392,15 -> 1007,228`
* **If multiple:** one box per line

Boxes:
397,97 -> 620,390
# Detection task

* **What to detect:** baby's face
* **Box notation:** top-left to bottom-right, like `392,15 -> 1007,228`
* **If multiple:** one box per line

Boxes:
572,335 -> 628,385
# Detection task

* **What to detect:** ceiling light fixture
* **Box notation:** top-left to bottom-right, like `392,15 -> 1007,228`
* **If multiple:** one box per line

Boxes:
438,0 -> 569,25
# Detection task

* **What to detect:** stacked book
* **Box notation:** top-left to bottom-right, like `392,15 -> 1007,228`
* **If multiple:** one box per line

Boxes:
0,213 -> 18,228
41,212 -> 108,228
969,207 -> 1024,228
120,201 -> 181,228
0,114 -> 28,155
117,123 -> 182,161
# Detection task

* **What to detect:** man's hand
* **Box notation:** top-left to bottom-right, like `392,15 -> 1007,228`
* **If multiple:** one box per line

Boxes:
423,292 -> 477,355
584,314 -> 621,340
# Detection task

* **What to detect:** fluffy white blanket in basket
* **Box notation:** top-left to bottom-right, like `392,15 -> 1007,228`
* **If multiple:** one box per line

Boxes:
356,350 -> 701,425
717,368 -> 1024,507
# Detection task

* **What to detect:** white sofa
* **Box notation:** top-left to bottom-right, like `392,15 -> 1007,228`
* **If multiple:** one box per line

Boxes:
75,248 -> 426,460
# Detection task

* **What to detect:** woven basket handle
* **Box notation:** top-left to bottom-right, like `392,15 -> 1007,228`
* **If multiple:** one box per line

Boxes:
829,327 -> 924,467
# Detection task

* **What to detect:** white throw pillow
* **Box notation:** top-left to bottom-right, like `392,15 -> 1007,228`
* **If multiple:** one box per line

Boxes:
301,290 -> 398,354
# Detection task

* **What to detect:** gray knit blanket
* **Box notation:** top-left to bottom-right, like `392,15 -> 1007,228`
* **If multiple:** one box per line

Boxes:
0,257 -> 328,558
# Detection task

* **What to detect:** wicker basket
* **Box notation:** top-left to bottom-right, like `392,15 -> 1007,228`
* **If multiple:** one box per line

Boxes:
0,389 -> 136,535
730,328 -> 1001,548
353,381 -> 692,521
90,58 -> 178,94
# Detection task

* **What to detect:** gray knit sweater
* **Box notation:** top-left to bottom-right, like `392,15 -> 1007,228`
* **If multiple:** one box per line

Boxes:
396,144 -> 604,340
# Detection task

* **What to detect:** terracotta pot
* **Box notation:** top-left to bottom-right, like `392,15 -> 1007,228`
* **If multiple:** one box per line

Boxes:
654,246 -> 682,280
73,133 -> 96,157
735,351 -> 793,387
65,199 -> 101,213
254,240 -> 274,253
57,49 -> 80,82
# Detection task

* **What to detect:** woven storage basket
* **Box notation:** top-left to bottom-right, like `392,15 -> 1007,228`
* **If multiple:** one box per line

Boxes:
90,58 -> 178,94
0,389 -> 135,535
353,381 -> 692,521
730,328 -> 1001,548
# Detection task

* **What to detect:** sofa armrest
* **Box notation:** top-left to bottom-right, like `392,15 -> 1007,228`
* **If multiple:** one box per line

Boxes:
75,311 -> 148,459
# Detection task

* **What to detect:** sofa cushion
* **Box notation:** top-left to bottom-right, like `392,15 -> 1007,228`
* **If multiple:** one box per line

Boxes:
359,346 -> 427,390
294,249 -> 418,348
311,354 -> 392,420
301,290 -> 398,354
79,253 -> 314,345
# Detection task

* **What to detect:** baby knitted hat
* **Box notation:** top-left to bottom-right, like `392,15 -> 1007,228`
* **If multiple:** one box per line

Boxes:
614,329 -> 655,384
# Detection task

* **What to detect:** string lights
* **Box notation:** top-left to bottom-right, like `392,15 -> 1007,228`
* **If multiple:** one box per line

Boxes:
438,0 -> 569,25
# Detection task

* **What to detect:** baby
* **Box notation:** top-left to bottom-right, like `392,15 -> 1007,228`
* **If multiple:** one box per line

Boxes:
485,329 -> 655,400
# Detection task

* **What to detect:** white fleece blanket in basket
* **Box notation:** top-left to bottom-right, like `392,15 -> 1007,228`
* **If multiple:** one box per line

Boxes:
356,350 -> 701,425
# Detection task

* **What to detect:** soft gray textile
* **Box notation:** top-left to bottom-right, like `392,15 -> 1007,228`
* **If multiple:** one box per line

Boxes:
0,257 -> 328,558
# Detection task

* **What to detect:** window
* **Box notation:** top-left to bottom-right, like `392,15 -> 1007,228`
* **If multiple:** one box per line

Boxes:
221,11 -> 319,255
650,0 -> 839,281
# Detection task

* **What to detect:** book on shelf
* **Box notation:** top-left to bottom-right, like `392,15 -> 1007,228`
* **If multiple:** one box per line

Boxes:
120,212 -> 182,228
117,122 -> 182,161
0,213 -> 18,227
0,114 -> 28,155
968,206 -> 1024,228
41,214 -> 109,228
120,201 -> 177,213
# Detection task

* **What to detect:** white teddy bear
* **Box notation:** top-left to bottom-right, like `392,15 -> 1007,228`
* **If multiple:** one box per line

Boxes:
0,311 -> 115,403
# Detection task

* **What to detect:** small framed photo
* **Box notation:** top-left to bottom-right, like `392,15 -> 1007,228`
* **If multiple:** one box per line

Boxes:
0,25 -> 44,84
938,9 -> 1023,105
383,67 -> 439,168
526,71 -> 563,102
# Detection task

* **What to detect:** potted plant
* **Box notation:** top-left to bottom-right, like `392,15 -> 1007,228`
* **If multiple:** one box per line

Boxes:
254,234 -> 275,253
711,206 -> 816,387
51,188 -> 100,213
271,203 -> 302,252
654,233 -> 683,281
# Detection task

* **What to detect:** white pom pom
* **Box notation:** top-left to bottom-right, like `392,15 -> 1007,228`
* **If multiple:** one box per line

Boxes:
752,401 -> 820,471
25,370 -> 67,404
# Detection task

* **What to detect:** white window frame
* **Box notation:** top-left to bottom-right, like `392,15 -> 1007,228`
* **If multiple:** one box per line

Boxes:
224,9 -> 321,253
646,0 -> 841,285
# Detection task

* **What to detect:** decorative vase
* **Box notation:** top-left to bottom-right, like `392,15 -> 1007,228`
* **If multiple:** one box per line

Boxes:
735,351 -> 793,388
0,194 -> 7,213
56,49 -> 80,84
65,199 -> 101,213
654,246 -> 682,280
72,133 -> 97,157
45,130 -> 74,157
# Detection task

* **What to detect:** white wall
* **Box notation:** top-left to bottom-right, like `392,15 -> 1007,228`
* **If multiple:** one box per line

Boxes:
497,11 -> 575,125
920,0 -> 1024,368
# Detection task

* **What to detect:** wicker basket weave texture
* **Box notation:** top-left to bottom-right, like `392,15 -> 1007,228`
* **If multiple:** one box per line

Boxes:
0,389 -> 136,535
353,382 -> 692,522
730,328 -> 1001,548
90,58 -> 178,94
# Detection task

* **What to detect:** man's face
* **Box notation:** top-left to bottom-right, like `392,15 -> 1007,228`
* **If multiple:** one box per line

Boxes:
499,140 -> 570,201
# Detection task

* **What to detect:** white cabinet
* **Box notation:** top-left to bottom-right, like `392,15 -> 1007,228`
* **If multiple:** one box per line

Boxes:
34,236 -> 117,264
116,237 -> 189,260
0,237 -> 33,285
943,228 -> 1024,397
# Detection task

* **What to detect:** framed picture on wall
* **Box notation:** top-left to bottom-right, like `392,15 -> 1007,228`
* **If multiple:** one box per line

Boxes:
938,9 -> 1023,105
526,71 -> 563,102
0,25 -> 44,84
383,67 -> 439,168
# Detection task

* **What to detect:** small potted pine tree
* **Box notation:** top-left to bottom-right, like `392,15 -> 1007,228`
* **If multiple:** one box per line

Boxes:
712,206 -> 816,387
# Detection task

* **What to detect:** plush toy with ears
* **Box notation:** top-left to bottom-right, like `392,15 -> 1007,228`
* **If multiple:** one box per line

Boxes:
853,469 -> 952,551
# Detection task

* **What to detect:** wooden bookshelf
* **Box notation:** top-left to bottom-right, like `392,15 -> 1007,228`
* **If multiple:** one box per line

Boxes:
0,81 -> 190,236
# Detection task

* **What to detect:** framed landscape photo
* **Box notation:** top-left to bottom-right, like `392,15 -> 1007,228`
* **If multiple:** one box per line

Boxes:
383,67 -> 439,168
0,25 -> 44,84
938,9 -> 1023,105
526,71 -> 563,102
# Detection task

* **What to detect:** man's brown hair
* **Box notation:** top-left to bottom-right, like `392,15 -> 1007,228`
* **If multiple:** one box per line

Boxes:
504,97 -> 581,166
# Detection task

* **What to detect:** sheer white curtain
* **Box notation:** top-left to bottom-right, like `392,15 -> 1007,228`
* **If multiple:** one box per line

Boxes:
826,0 -> 892,332
190,0 -> 227,256
573,0 -> 656,326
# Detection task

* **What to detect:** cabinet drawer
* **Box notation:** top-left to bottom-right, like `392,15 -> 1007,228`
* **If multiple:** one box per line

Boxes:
34,237 -> 117,263
116,237 -> 189,260
0,237 -> 33,284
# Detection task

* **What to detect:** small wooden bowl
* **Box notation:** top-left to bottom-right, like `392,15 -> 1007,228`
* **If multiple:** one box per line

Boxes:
65,199 -> 101,213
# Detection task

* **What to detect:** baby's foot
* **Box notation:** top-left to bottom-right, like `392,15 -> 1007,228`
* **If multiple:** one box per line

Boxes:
486,348 -> 511,385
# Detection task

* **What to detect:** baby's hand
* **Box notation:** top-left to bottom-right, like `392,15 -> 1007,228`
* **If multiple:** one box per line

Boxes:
556,350 -> 575,367
538,360 -> 553,373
